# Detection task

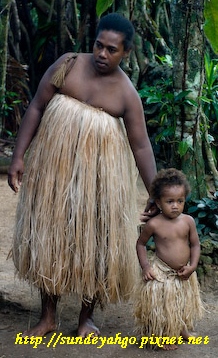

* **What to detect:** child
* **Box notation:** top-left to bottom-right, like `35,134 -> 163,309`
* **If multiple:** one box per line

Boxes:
134,168 -> 204,350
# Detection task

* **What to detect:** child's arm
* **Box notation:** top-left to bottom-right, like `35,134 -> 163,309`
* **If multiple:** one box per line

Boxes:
136,221 -> 156,281
178,215 -> 200,280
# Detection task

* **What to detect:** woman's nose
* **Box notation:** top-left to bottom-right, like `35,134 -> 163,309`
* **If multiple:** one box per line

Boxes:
99,48 -> 107,58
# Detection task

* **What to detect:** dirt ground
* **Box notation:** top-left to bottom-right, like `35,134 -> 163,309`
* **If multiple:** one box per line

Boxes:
0,173 -> 218,358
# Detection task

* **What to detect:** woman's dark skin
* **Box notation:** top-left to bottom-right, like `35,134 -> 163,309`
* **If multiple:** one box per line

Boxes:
8,29 -> 157,338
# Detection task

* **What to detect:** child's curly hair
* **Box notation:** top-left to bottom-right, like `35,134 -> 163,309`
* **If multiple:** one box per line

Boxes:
150,168 -> 191,200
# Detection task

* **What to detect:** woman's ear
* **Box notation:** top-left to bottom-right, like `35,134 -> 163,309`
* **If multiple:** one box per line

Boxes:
123,49 -> 131,59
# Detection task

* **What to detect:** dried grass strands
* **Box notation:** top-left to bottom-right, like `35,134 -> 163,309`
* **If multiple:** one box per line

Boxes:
13,94 -> 138,304
50,54 -> 78,88
133,255 -> 204,347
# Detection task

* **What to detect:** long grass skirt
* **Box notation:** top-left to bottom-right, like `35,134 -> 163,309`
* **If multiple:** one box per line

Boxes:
13,94 -> 138,304
134,255 -> 204,342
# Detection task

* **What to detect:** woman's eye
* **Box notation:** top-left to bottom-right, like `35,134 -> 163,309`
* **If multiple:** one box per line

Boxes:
96,42 -> 102,49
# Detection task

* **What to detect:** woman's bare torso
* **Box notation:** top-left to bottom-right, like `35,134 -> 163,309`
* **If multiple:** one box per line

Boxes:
58,53 -> 133,118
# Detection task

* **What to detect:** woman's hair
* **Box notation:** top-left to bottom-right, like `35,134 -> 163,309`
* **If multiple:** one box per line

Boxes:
150,168 -> 191,200
96,13 -> 135,51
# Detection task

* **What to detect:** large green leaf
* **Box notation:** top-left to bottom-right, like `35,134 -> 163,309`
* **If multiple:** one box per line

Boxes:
204,0 -> 218,54
178,140 -> 189,157
96,0 -> 114,18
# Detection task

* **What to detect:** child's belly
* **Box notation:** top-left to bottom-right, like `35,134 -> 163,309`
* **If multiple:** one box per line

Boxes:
155,244 -> 190,271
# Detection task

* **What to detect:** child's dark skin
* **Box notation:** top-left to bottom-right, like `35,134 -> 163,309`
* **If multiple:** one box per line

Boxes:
136,184 -> 200,350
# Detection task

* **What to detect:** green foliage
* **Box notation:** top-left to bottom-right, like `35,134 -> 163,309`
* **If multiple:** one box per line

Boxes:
139,53 -> 218,165
33,22 -> 57,62
96,0 -> 114,17
138,61 -> 196,162
1,90 -> 20,116
186,192 -> 218,243
202,52 -> 218,119
204,0 -> 218,54
0,89 -> 21,138
201,52 -> 218,165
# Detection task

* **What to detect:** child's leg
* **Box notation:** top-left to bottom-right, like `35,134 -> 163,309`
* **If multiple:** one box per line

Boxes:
23,290 -> 58,337
77,298 -> 100,337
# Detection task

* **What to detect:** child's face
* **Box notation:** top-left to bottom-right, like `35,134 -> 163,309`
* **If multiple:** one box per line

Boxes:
156,185 -> 186,219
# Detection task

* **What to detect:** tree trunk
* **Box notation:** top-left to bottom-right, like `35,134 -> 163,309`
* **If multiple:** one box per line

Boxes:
57,0 -> 68,56
170,0 -> 207,199
0,0 -> 12,137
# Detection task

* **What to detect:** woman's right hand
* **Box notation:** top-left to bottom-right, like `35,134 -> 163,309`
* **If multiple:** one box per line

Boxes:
8,158 -> 24,193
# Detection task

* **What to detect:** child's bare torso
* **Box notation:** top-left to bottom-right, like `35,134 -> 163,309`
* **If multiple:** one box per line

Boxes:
153,213 -> 191,270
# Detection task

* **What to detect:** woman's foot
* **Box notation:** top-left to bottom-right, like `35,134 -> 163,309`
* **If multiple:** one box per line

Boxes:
77,300 -> 100,337
22,318 -> 56,337
23,292 -> 58,337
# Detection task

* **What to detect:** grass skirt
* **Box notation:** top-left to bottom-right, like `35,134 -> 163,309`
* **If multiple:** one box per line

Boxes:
134,255 -> 204,344
13,94 -> 138,304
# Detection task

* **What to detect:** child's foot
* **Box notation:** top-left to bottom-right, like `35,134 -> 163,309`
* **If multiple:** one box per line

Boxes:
162,344 -> 178,350
22,318 -> 56,337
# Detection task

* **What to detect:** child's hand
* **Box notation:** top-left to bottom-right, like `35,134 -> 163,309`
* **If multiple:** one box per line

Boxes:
142,265 -> 156,281
177,265 -> 194,280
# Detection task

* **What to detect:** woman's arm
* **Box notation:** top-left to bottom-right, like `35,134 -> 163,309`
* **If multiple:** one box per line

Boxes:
7,54 -> 70,192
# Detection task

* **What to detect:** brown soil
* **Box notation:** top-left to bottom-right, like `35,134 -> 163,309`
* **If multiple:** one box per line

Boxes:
0,174 -> 218,357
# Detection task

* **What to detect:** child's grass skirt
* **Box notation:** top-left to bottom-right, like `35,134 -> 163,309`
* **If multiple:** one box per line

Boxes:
134,254 -> 204,345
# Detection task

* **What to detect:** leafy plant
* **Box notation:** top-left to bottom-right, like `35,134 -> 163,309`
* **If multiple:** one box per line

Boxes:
0,90 -> 22,138
186,192 -> 218,243
201,52 -> 218,165
139,53 -> 218,166
96,0 -> 114,17
1,91 -> 21,117
138,69 -> 195,164
204,0 -> 218,54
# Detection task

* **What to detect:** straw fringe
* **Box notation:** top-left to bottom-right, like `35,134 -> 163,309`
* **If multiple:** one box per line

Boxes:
13,94 -> 138,305
133,255 -> 204,347
51,54 -> 77,88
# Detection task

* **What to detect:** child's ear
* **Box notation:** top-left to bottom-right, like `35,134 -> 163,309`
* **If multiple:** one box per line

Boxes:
156,199 -> 161,210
